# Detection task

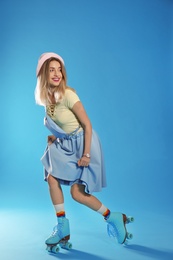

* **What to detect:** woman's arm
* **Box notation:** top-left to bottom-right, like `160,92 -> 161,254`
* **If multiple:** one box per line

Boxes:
72,101 -> 92,167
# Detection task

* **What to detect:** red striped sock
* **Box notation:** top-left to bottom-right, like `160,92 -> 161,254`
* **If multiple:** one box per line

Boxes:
56,211 -> 66,218
103,209 -> 110,220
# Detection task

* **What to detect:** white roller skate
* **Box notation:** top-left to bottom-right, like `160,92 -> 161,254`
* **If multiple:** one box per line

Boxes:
106,212 -> 134,245
45,217 -> 72,254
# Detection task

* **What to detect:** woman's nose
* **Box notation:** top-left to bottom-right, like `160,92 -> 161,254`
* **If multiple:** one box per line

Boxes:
54,70 -> 60,76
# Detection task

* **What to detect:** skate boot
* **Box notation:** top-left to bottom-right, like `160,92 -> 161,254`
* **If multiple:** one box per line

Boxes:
106,212 -> 134,244
45,217 -> 72,253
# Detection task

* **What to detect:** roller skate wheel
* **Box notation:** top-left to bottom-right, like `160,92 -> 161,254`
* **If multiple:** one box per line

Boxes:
124,239 -> 129,245
52,245 -> 60,253
67,242 -> 72,249
127,232 -> 133,240
126,216 -> 134,223
60,241 -> 72,250
46,245 -> 52,252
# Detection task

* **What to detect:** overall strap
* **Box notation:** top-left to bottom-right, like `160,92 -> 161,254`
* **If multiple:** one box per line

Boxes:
44,115 -> 81,139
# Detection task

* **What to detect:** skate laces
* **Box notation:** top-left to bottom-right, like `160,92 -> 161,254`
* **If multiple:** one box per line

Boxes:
107,222 -> 119,238
50,223 -> 63,238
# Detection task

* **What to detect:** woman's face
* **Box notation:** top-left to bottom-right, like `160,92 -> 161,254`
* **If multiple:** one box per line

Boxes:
48,60 -> 62,88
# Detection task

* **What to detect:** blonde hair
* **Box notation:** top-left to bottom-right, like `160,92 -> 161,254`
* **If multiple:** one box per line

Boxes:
35,57 -> 74,106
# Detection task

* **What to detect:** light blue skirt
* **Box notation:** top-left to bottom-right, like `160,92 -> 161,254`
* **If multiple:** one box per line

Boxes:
41,115 -> 107,194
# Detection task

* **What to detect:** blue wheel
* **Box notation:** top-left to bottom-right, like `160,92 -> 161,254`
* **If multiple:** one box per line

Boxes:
126,216 -> 134,223
127,232 -> 133,239
52,245 -> 60,254
66,242 -> 72,249
60,241 -> 72,250
124,239 -> 129,245
46,245 -> 52,252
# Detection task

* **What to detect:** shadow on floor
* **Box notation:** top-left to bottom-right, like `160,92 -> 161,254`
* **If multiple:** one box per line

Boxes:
47,248 -> 108,260
125,244 -> 173,260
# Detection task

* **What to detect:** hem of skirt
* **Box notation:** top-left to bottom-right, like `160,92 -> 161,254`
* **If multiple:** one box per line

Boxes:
44,176 -> 106,194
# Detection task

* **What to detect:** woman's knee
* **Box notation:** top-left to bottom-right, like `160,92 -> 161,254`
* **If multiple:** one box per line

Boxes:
70,184 -> 88,203
47,174 -> 59,188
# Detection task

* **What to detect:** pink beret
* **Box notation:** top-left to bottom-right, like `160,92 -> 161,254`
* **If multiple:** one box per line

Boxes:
36,52 -> 65,76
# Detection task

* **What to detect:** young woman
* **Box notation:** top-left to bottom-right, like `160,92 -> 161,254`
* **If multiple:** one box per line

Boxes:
35,52 -> 133,250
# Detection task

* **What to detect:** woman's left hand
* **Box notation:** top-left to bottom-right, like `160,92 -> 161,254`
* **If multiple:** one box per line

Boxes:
78,156 -> 90,167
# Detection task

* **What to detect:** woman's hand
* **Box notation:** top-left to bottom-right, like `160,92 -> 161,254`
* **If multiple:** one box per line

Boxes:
47,135 -> 56,145
78,156 -> 90,167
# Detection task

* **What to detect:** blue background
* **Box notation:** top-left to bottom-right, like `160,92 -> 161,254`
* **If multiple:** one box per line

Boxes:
0,0 -> 173,259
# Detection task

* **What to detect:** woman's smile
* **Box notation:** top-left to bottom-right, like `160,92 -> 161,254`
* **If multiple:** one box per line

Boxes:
48,60 -> 62,86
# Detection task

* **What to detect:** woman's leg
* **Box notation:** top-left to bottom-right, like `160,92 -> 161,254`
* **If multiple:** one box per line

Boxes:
70,184 -> 105,212
45,175 -> 70,245
70,184 -> 133,245
47,174 -> 64,205
47,174 -> 66,217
